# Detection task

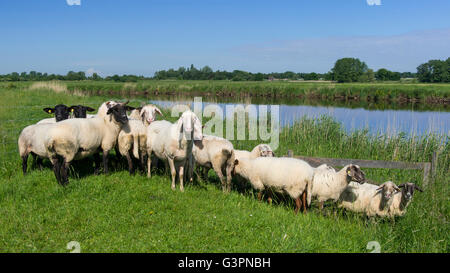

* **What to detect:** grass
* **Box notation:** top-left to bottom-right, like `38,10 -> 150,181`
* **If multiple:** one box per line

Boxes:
0,84 -> 448,253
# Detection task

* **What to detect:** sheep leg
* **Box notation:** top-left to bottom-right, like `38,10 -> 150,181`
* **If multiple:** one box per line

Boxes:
21,154 -> 29,175
213,164 -> 226,193
52,156 -> 62,185
126,151 -> 134,175
318,201 -> 324,211
257,191 -> 263,201
103,150 -> 110,174
179,164 -> 185,192
225,164 -> 233,193
167,158 -> 177,191
59,158 -> 70,186
267,190 -> 273,205
147,154 -> 152,178
294,197 -> 302,215
93,152 -> 101,175
302,191 -> 307,214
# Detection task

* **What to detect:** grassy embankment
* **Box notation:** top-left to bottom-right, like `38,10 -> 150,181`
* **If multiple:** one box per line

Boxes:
0,83 -> 448,252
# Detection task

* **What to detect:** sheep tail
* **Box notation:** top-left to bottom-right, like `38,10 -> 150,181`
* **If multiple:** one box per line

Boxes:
222,148 -> 234,164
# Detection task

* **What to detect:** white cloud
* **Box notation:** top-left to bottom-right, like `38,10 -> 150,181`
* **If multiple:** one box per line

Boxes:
66,0 -> 81,6
366,0 -> 381,6
86,68 -> 100,76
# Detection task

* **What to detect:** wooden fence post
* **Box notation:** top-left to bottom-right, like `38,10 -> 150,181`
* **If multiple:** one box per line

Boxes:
431,151 -> 438,179
423,162 -> 431,187
287,150 -> 293,157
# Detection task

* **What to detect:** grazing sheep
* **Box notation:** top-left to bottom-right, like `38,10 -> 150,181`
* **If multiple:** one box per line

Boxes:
117,104 -> 163,174
191,135 -> 235,193
232,157 -> 314,214
146,110 -> 202,192
311,164 -> 366,210
44,102 -> 130,185
382,182 -> 423,218
234,144 -> 275,161
339,181 -> 400,217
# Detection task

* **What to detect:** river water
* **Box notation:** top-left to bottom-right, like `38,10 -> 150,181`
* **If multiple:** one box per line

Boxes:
128,95 -> 449,136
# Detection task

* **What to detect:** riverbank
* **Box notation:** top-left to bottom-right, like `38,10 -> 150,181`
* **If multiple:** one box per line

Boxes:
6,80 -> 450,107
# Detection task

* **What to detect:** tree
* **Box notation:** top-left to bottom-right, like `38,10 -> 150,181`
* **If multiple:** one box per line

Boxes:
331,58 -> 368,83
417,59 -> 450,83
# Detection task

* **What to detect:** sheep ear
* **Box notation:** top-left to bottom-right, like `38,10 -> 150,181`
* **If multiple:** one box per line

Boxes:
414,184 -> 423,192
85,106 -> 96,112
43,108 -> 55,114
68,106 -> 77,113
155,107 -> 163,116
398,184 -> 405,188
376,185 -> 384,191
125,106 -> 136,112
193,116 -> 203,140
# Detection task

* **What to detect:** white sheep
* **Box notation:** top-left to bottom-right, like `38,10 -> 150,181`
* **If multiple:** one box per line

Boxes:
146,110 -> 202,191
234,144 -> 275,161
43,102 -> 130,185
191,134 -> 235,193
232,157 -> 314,214
18,123 -> 57,174
339,181 -> 400,217
117,104 -> 163,174
311,164 -> 366,209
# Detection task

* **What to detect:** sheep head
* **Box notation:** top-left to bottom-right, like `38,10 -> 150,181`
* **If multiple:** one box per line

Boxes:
106,101 -> 129,124
140,104 -> 163,125
253,144 -> 275,157
43,104 -> 71,121
69,105 -> 96,118
345,164 -> 366,184
376,181 -> 400,200
398,182 -> 423,201
176,110 -> 203,141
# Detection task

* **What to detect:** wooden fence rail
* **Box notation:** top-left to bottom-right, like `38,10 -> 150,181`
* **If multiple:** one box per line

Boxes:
286,150 -> 438,186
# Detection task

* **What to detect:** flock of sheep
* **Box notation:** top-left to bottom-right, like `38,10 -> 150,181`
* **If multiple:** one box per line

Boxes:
18,100 -> 423,218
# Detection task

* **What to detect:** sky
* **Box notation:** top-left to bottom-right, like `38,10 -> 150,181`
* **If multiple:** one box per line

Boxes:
0,0 -> 449,76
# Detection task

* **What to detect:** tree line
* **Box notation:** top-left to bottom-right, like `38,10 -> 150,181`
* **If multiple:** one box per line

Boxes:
1,58 -> 448,83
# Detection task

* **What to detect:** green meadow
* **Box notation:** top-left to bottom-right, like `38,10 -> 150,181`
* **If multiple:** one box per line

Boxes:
0,83 -> 448,253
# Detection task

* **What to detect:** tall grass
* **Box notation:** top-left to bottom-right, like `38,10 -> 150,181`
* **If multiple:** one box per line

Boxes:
0,85 -> 448,252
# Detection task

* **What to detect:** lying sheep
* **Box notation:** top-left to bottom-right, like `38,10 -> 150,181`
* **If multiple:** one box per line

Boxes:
381,182 -> 423,218
146,110 -> 202,191
234,144 -> 275,161
311,164 -> 366,210
339,181 -> 400,217
191,135 -> 235,193
44,102 -> 130,185
117,104 -> 163,174
233,157 -> 314,214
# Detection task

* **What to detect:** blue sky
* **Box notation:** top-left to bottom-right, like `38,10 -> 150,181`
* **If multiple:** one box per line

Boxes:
0,0 -> 449,76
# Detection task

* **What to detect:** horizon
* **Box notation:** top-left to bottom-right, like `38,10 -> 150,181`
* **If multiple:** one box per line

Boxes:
1,0 -> 449,77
